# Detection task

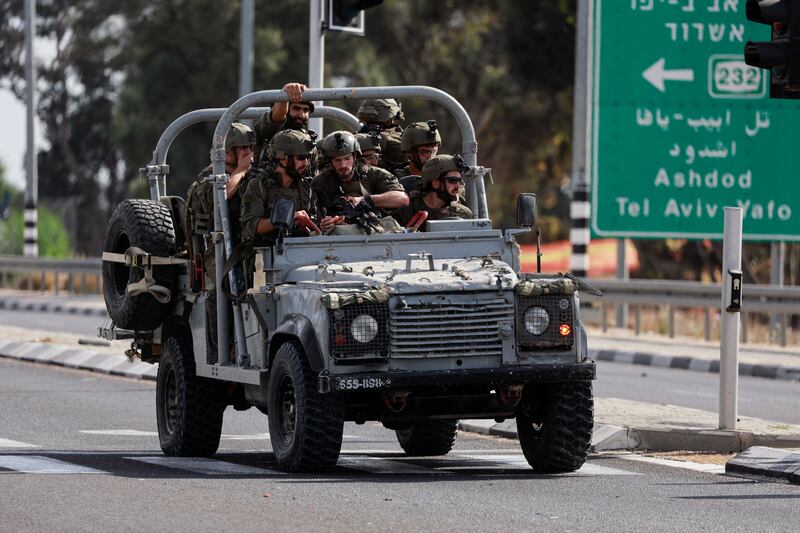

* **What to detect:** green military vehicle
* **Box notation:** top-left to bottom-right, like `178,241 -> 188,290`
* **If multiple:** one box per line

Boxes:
100,86 -> 596,472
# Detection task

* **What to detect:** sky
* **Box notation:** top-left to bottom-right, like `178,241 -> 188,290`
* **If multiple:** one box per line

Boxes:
0,89 -> 30,190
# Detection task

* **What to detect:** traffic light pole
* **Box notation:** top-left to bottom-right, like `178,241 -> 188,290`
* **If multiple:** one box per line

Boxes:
719,207 -> 743,431
308,0 -> 325,136
570,0 -> 590,278
239,0 -> 254,98
24,0 -> 38,257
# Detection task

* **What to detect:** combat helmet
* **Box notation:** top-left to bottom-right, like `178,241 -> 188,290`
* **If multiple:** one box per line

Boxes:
357,98 -> 405,125
355,131 -> 382,154
421,154 -> 469,190
401,120 -> 442,152
225,122 -> 256,151
268,129 -> 316,160
320,131 -> 360,159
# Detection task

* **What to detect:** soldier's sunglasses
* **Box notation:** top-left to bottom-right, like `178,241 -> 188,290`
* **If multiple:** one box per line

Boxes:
446,177 -> 464,185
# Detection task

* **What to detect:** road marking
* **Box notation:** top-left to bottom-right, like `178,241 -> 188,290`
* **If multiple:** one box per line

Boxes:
80,430 -> 158,436
459,454 -> 640,475
0,455 -> 104,474
125,456 -> 285,476
620,454 -> 726,475
0,438 -> 39,449
336,456 -> 444,475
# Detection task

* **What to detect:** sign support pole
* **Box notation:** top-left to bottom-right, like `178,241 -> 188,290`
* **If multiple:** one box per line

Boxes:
570,0 -> 590,277
24,0 -> 37,257
719,206 -> 742,431
769,241 -> 786,345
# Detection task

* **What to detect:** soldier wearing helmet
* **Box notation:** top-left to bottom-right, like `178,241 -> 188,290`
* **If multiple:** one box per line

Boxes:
394,120 -> 442,191
241,129 -> 319,246
313,130 -> 409,233
392,154 -> 473,229
355,131 -> 382,168
184,122 -> 256,347
357,98 -> 405,171
254,82 -> 317,167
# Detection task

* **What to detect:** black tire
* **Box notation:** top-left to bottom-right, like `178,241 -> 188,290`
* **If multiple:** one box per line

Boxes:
396,420 -> 458,456
103,199 -> 178,330
156,334 -> 226,457
516,381 -> 594,473
267,341 -> 344,472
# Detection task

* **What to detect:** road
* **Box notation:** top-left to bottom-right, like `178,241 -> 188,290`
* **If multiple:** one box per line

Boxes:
1,358 -> 798,532
3,306 -> 798,425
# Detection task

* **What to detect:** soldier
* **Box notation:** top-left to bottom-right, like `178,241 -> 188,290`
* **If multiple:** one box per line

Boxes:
313,131 -> 409,233
240,129 -> 319,282
185,122 -> 256,348
357,98 -> 405,171
393,154 -> 473,229
355,131 -> 382,168
394,120 -> 442,192
254,82 -> 316,165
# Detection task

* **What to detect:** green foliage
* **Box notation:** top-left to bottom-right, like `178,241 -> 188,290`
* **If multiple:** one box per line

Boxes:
0,208 -> 72,258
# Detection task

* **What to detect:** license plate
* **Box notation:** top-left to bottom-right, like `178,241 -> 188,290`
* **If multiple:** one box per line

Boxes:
334,376 -> 391,391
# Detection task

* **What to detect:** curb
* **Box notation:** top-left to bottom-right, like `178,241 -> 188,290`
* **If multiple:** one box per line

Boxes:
0,340 -> 156,381
0,297 -> 107,318
726,446 -> 800,484
458,419 -> 800,454
590,348 -> 800,382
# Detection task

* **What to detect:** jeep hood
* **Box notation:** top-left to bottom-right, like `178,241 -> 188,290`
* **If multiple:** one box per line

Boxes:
284,257 -> 519,293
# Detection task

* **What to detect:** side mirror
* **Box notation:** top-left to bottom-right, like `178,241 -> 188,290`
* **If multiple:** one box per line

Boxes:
270,197 -> 296,230
516,193 -> 537,228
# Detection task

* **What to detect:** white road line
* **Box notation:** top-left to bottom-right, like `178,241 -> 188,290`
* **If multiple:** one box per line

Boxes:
80,430 -> 158,436
620,454 -> 726,475
336,456 -> 443,475
0,438 -> 39,449
459,455 -> 640,475
0,455 -> 104,474
125,456 -> 285,476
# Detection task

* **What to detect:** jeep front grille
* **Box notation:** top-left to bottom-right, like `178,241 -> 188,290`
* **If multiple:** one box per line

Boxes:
389,297 -> 513,358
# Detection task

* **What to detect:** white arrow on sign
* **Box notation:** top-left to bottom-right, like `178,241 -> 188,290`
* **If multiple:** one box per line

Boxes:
643,58 -> 694,92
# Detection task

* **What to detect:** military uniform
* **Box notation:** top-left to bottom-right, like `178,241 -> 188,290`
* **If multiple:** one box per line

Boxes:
254,113 -> 315,166
313,164 -> 405,216
240,168 -> 316,245
185,165 -> 251,289
393,191 -> 473,228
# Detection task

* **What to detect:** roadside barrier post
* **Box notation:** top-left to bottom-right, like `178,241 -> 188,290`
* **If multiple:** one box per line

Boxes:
719,207 -> 743,430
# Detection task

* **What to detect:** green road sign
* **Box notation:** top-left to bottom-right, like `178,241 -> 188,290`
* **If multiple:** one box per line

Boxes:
589,0 -> 800,241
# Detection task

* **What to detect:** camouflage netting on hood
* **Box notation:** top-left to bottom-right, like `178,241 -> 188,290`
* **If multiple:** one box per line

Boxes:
515,278 -> 577,296
321,289 -> 390,309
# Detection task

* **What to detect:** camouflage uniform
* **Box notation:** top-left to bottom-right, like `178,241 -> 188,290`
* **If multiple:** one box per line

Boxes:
312,164 -> 405,216
393,191 -> 473,227
357,99 -> 405,172
240,168 -> 316,246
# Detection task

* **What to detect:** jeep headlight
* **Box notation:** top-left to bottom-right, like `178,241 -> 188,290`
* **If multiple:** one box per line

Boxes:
351,314 -> 379,343
523,306 -> 549,335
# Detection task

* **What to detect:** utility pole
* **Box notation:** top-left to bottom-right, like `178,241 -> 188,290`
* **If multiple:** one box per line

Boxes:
239,0 -> 254,98
24,0 -> 38,257
308,0 -> 325,136
570,0 -> 590,277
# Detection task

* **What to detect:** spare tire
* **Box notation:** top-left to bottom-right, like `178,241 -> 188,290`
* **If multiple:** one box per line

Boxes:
102,199 -> 179,330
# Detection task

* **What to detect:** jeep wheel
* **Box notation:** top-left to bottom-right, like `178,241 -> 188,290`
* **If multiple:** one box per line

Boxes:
267,341 -> 344,471
516,381 -> 593,473
396,420 -> 458,456
103,199 -> 178,330
157,334 -> 226,457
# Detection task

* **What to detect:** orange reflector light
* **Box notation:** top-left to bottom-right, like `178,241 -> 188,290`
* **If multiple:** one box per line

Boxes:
334,333 -> 347,346
559,324 -> 571,336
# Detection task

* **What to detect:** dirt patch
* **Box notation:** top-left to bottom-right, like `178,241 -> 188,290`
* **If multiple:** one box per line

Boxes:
647,451 -> 734,465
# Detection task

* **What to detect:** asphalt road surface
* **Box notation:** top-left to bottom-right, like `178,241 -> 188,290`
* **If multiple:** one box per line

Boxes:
1,358 -> 799,532
596,360 -> 800,424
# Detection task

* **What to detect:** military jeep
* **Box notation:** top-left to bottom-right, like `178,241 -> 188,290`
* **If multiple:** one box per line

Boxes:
100,86 -> 596,473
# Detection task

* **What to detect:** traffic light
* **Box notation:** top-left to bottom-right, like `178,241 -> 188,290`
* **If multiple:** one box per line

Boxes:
327,0 -> 383,35
744,0 -> 800,99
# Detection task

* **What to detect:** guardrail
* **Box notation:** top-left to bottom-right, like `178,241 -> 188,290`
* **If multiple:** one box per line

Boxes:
0,255 -> 102,295
581,278 -> 800,347
1,255 -> 797,345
